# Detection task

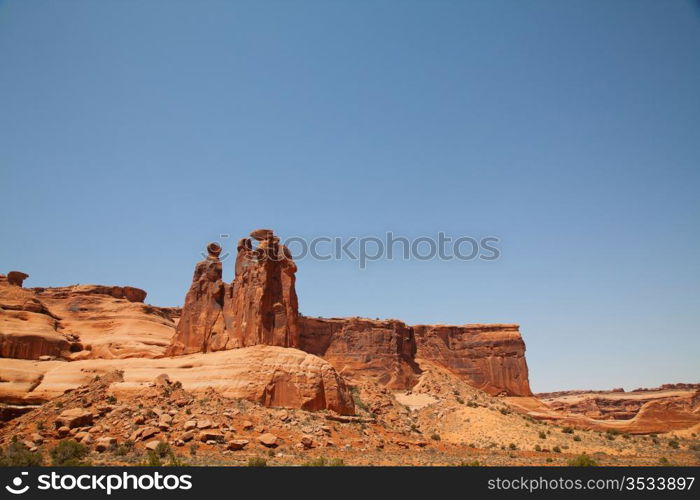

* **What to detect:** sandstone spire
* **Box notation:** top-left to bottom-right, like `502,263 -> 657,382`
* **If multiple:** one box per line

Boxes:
165,242 -> 226,356
166,230 -> 300,355
221,229 -> 300,349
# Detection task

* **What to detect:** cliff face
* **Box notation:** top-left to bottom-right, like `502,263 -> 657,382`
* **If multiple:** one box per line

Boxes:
300,317 -> 421,390
413,324 -> 532,397
299,318 -> 532,396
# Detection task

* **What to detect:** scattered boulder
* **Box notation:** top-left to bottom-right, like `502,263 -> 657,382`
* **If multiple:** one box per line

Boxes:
198,431 -> 225,443
55,409 -> 93,429
95,437 -> 116,452
300,435 -> 314,449
226,439 -> 249,451
258,433 -> 278,448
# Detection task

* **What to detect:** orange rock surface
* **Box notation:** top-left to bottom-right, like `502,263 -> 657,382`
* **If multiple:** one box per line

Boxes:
0,275 -> 175,361
414,324 -> 532,396
15,345 -> 353,414
299,317 -> 420,389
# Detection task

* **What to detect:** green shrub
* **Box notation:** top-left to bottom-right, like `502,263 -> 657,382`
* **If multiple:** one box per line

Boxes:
50,440 -> 88,466
144,451 -> 162,466
552,446 -> 561,453
668,440 -> 679,449
247,456 -> 267,467
106,395 -> 117,404
659,457 -> 669,465
568,453 -> 597,467
350,386 -> 368,413
509,443 -> 517,450
534,444 -> 541,452
458,460 -> 480,466
154,442 -> 170,458
573,435 -> 581,442
113,440 -> 134,457
562,427 -> 574,434
538,431 -> 546,439
0,441 -> 43,466
430,433 -> 441,441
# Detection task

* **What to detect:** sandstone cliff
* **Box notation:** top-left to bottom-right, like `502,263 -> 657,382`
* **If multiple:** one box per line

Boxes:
414,324 -> 532,396
299,317 -> 421,389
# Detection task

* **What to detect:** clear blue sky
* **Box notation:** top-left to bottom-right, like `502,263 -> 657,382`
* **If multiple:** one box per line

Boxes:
1,0 -> 699,392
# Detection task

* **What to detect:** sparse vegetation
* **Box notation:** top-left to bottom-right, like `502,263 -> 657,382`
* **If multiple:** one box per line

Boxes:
50,440 -> 89,466
302,457 -> 345,466
538,431 -> 546,439
0,440 -> 43,466
668,439 -> 679,449
247,456 -> 267,467
568,453 -> 597,467
562,426 -> 574,434
573,435 -> 581,442
458,460 -> 480,466
350,386 -> 369,413
430,433 -> 441,441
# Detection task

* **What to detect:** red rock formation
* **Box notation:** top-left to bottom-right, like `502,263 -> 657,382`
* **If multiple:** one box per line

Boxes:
222,230 -> 300,349
413,324 -> 532,396
7,271 -> 29,287
0,276 -> 173,361
168,231 -> 300,354
299,317 -> 420,389
18,345 -> 355,414
165,243 -> 226,356
299,318 -> 531,395
0,277 -> 81,360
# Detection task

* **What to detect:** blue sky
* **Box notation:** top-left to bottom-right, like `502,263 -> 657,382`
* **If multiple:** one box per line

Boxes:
1,0 -> 699,392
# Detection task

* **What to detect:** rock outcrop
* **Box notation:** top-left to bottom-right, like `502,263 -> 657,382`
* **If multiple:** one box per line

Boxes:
299,318 -> 531,396
413,324 -> 532,396
7,271 -> 29,287
167,230 -> 300,355
300,317 -> 420,389
14,345 -> 354,414
0,276 -> 174,361
165,243 -> 226,356
222,230 -> 300,349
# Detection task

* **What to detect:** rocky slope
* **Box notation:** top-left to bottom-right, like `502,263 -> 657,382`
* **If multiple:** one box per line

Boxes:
1,365 -> 697,466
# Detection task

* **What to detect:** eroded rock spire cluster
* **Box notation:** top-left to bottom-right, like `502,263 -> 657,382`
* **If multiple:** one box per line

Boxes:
166,229 -> 299,356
